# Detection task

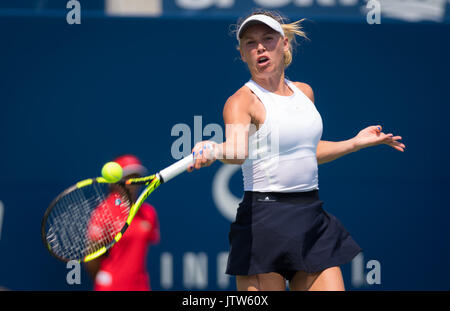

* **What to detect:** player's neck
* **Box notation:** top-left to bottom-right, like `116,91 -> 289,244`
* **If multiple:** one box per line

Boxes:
252,71 -> 289,96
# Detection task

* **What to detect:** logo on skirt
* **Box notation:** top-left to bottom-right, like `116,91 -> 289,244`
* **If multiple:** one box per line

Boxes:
258,196 -> 276,202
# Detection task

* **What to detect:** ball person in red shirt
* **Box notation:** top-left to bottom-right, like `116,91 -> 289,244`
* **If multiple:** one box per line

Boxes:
85,154 -> 160,291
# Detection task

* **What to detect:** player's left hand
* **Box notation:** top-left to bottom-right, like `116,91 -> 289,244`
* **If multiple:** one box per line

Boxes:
353,125 -> 405,152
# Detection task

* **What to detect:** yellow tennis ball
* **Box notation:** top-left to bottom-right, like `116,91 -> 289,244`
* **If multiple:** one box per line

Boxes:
101,162 -> 123,183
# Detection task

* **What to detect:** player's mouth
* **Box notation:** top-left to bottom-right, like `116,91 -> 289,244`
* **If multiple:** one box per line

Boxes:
257,56 -> 270,66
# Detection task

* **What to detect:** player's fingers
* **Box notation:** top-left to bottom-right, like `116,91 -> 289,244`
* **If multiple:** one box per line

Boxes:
392,140 -> 406,148
191,150 -> 200,169
196,151 -> 204,166
201,152 -> 215,167
193,145 -> 206,163
390,143 -> 405,152
191,141 -> 217,170
193,142 -> 211,158
383,134 -> 403,144
194,149 -> 207,169
382,133 -> 393,141
188,150 -> 198,172
387,139 -> 405,151
370,125 -> 382,136
203,143 -> 215,160
192,147 -> 201,160
194,159 -> 202,170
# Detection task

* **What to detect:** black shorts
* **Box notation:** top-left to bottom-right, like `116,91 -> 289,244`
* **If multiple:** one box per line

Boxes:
226,190 -> 362,282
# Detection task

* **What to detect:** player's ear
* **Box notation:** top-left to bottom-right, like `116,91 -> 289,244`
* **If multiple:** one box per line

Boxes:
283,36 -> 289,53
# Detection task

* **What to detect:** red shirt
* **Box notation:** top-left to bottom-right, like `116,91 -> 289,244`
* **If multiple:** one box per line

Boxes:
91,200 -> 160,291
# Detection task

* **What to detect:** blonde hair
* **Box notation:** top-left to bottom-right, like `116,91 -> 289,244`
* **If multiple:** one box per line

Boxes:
234,10 -> 308,68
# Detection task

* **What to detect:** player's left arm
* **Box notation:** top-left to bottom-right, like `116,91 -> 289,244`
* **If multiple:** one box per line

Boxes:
292,82 -> 406,165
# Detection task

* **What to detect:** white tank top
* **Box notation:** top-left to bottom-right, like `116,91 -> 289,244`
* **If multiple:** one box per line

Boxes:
241,79 -> 323,192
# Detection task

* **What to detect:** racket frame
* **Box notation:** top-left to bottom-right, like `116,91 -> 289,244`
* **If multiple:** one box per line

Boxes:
41,154 -> 193,263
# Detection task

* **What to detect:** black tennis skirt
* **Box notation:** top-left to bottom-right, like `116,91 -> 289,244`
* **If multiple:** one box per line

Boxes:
226,190 -> 362,281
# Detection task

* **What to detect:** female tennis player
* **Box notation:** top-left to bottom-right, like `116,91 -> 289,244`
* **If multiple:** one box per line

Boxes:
189,10 -> 405,291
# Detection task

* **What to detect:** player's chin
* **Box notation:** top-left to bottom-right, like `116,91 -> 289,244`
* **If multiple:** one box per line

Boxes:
255,62 -> 278,75
255,61 -> 271,71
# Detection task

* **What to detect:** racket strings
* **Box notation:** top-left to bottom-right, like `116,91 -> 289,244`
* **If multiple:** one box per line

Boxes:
49,192 -> 93,258
44,182 -> 131,261
46,184 -> 103,260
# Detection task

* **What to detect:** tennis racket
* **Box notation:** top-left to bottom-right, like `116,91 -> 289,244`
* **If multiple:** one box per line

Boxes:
41,154 -> 194,263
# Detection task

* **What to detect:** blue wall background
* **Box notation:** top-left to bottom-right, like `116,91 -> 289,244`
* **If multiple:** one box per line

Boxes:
0,14 -> 449,290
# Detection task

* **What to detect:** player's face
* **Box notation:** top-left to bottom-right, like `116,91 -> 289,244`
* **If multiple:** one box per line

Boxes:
240,24 -> 289,77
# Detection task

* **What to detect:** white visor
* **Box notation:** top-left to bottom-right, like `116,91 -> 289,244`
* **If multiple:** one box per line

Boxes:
237,14 -> 285,41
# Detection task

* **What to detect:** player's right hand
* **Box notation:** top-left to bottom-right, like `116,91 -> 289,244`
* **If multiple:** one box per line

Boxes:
188,141 -> 218,171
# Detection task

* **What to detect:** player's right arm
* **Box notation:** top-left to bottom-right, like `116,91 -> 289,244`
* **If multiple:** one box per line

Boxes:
190,88 -> 253,169
218,89 -> 253,165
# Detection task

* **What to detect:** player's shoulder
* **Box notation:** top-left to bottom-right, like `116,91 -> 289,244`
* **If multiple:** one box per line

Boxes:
228,85 -> 256,105
292,81 -> 315,103
224,85 -> 257,110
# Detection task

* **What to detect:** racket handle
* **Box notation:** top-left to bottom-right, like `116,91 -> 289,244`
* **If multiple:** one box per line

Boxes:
158,154 -> 194,183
